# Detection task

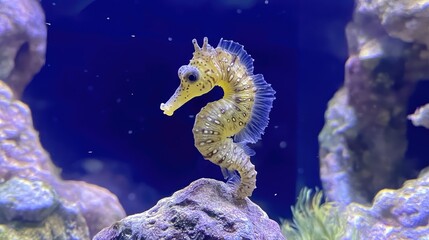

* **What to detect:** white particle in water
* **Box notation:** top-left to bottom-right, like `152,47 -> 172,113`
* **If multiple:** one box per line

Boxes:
128,193 -> 136,201
88,150 -> 93,154
236,9 -> 242,14
82,159 -> 103,173
106,17 -> 110,20
189,115 -> 195,118
131,34 -> 136,38
46,22 -> 51,26
279,141 -> 287,149
52,2 -> 56,6
128,130 -> 133,134
168,37 -> 173,41
265,0 -> 269,4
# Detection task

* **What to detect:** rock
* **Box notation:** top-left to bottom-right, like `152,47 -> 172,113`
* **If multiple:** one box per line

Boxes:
94,178 -> 285,240
0,80 -> 126,238
357,0 -> 429,48
344,168 -> 429,239
0,177 -> 58,222
55,180 -> 127,237
0,180 -> 90,240
0,0 -> 47,97
318,0 -> 429,205
408,103 -> 429,129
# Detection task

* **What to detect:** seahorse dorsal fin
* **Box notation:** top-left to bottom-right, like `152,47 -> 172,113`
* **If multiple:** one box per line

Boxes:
218,39 -> 276,144
217,38 -> 255,75
234,74 -> 276,144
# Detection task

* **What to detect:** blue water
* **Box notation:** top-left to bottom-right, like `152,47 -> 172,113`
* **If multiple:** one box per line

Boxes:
26,0 -> 357,221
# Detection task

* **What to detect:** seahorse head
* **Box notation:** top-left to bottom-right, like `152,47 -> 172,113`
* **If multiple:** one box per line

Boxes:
160,37 -> 220,116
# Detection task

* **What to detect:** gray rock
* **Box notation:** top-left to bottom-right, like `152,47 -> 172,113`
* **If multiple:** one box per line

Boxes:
358,0 -> 429,48
0,0 -> 47,97
408,103 -> 429,129
344,168 -> 429,239
319,0 -> 429,205
55,180 -> 127,237
0,177 -> 58,222
94,178 -> 285,240
0,180 -> 90,240
0,79 -> 126,238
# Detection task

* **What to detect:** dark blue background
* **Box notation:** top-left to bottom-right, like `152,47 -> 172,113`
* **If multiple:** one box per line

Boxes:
25,0 -> 355,221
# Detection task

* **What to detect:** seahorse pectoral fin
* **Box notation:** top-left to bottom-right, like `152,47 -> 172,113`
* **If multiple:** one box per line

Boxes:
236,142 -> 256,156
160,86 -> 189,116
221,167 -> 240,183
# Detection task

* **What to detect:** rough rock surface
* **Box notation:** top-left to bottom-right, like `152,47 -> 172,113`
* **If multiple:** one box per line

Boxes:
0,0 -> 47,97
409,103 -> 429,129
318,0 -> 429,204
358,0 -> 429,48
0,177 -> 89,240
94,178 -> 285,240
0,80 -> 126,238
0,177 -> 58,222
344,168 -> 429,239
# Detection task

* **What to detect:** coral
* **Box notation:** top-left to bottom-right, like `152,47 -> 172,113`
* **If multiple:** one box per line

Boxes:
0,0 -> 47,97
358,0 -> 429,48
281,188 -> 355,240
0,80 -> 126,238
0,177 -> 58,222
408,103 -> 429,129
0,177 -> 89,240
344,168 -> 429,239
94,178 -> 284,240
318,0 -> 429,205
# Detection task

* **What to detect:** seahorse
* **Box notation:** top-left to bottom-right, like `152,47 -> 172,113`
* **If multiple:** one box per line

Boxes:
160,37 -> 275,199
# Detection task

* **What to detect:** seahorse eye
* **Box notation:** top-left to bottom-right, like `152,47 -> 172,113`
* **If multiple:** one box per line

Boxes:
188,73 -> 197,81
186,71 -> 199,82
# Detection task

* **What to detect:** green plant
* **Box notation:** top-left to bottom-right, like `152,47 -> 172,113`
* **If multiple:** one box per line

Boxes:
281,188 -> 356,240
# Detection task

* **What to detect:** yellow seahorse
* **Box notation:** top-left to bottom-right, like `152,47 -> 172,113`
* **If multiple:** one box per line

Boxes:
160,37 -> 275,199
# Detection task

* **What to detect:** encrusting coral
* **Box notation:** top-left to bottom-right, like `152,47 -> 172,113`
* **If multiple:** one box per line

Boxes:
315,0 -> 429,239
319,0 -> 429,205
0,1 -> 126,239
0,0 -> 47,97
0,78 -> 126,239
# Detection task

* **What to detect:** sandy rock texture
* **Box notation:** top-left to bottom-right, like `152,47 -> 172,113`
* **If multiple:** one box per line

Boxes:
0,177 -> 89,240
344,168 -> 429,239
0,0 -> 47,97
319,0 -> 429,205
0,81 -> 126,239
94,178 -> 285,240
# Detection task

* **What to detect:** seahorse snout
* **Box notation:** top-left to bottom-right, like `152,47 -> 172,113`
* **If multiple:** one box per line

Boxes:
160,103 -> 174,116
160,86 -> 188,116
